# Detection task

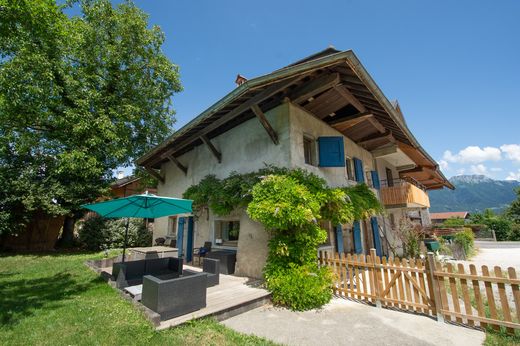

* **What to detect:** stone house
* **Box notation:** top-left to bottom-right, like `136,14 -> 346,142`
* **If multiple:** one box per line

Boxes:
137,48 -> 453,278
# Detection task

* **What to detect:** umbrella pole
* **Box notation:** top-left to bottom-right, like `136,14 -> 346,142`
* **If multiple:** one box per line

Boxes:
122,218 -> 130,263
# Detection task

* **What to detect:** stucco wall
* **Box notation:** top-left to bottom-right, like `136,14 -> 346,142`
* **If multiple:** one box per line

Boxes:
155,103 -> 291,278
376,157 -> 399,185
153,99 -> 421,278
287,102 -> 375,187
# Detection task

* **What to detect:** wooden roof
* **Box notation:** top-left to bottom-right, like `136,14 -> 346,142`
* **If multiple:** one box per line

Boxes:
137,49 -> 453,190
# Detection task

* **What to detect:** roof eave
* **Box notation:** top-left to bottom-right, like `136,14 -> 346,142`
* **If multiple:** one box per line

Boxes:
136,50 -> 355,166
345,53 -> 453,190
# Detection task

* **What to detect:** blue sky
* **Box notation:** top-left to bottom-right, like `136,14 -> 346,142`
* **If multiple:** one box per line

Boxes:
109,1 -> 519,180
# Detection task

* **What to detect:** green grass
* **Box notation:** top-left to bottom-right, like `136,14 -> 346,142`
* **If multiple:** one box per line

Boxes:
0,251 -> 276,346
485,330 -> 520,345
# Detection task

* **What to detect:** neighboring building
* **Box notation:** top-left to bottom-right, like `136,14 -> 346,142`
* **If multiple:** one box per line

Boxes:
430,211 -> 471,224
110,174 -> 157,198
137,48 -> 453,278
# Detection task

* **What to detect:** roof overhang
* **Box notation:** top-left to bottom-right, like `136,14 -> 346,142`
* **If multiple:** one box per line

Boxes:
137,49 -> 453,190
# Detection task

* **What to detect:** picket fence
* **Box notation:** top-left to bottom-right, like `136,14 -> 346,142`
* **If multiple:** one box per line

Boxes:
318,249 -> 520,333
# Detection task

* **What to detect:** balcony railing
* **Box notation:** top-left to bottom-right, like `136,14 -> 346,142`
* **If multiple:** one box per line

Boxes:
379,179 -> 430,208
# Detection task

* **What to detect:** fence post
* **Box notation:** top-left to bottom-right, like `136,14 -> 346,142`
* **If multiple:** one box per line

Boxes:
426,252 -> 444,323
370,248 -> 382,308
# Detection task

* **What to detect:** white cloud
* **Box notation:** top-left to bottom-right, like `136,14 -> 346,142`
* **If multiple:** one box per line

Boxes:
443,146 -> 502,164
506,169 -> 520,181
438,160 -> 449,171
500,144 -> 520,163
490,167 -> 503,172
470,164 -> 488,175
456,168 -> 466,175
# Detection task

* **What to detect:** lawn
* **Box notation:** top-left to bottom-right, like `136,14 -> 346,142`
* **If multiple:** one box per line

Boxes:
0,251 -> 276,346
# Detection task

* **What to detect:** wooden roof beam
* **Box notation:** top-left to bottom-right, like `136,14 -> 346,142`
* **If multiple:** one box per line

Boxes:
396,164 -> 417,172
251,104 -> 279,145
366,116 -> 386,133
329,112 -> 373,127
167,155 -> 188,175
154,74 -> 307,165
371,144 -> 398,157
333,85 -> 367,113
357,130 -> 394,148
144,166 -> 165,183
399,166 -> 436,175
200,135 -> 222,163
288,72 -> 340,104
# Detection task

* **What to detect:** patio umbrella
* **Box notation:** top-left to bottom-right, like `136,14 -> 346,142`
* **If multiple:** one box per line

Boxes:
81,192 -> 193,262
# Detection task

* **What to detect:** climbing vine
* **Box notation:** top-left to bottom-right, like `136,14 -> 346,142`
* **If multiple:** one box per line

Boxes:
183,166 -> 382,310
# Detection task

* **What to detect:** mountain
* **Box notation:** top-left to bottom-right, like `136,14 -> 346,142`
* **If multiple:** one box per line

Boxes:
428,175 -> 520,213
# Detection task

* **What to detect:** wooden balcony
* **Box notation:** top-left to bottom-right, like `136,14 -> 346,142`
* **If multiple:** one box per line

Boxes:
380,180 -> 430,208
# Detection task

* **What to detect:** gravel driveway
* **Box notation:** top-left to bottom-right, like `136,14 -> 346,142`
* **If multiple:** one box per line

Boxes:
464,241 -> 520,270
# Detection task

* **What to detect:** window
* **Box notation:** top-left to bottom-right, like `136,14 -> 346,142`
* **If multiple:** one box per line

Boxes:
303,136 -> 315,165
345,157 -> 354,180
214,220 -> 240,247
386,168 -> 394,187
167,216 -> 177,237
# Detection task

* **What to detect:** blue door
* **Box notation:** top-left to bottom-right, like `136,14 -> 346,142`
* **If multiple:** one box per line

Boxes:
177,217 -> 185,259
370,217 -> 382,257
353,221 -> 363,254
186,217 -> 194,263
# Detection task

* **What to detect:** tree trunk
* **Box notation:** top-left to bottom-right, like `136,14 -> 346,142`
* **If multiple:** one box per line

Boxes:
56,215 -> 76,248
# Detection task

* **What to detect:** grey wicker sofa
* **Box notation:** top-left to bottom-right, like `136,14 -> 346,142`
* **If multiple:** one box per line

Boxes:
141,272 -> 207,320
112,257 -> 182,288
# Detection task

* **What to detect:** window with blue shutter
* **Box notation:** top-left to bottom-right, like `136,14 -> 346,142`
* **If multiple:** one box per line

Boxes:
371,170 -> 380,189
353,157 -> 365,183
353,220 -> 363,254
370,217 -> 382,257
318,136 -> 345,167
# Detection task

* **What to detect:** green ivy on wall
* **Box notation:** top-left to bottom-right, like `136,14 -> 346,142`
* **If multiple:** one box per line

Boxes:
183,165 -> 382,310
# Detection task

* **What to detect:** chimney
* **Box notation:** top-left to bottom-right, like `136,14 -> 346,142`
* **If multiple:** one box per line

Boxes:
117,171 -> 124,179
235,74 -> 248,86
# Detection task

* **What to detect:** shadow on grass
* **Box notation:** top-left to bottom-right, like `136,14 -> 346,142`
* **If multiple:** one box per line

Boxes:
0,250 -> 100,258
0,271 -> 103,326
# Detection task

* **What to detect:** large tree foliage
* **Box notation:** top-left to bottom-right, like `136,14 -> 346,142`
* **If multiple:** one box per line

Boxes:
0,0 -> 181,236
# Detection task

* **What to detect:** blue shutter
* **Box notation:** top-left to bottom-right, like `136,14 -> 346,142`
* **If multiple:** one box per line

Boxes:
335,224 -> 344,254
186,217 -> 194,262
318,136 -> 345,167
370,217 -> 382,257
353,221 -> 363,254
371,170 -> 380,189
177,217 -> 185,259
354,158 -> 365,183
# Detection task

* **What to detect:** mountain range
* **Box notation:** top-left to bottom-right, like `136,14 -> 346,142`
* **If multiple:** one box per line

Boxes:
428,175 -> 520,213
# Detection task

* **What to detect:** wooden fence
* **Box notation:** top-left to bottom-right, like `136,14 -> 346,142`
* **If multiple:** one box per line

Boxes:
318,249 -> 520,334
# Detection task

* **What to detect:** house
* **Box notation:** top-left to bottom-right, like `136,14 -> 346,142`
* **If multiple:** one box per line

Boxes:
430,211 -> 470,224
110,173 -> 157,198
137,48 -> 453,278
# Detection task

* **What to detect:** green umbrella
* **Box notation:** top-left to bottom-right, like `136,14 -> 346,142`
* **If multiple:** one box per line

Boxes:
81,192 -> 193,262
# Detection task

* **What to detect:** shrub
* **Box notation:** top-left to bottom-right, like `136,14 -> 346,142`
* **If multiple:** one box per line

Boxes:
78,214 -> 152,250
453,227 -> 475,257
265,264 -> 334,311
394,218 -> 425,258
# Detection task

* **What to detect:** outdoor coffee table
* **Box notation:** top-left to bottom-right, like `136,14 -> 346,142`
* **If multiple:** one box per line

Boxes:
130,246 -> 178,259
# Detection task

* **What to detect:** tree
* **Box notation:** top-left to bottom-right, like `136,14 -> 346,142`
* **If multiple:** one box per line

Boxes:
507,188 -> 520,224
0,0 -> 181,244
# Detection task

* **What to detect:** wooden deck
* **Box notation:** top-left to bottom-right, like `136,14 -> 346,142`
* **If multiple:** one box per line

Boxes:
100,263 -> 270,330
157,265 -> 270,329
